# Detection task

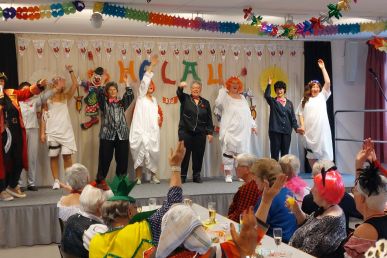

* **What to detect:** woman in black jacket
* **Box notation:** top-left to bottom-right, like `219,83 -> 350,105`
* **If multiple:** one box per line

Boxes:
177,81 -> 213,183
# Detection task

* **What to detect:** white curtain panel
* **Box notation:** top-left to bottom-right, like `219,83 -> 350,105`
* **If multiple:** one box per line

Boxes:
16,34 -> 304,185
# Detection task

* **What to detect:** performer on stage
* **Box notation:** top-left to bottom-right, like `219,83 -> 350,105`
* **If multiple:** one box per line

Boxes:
177,81 -> 214,183
95,75 -> 134,184
264,79 -> 303,161
214,76 -> 256,183
297,59 -> 333,168
130,55 -> 161,185
0,73 -> 47,201
18,81 -> 61,191
41,65 -> 79,190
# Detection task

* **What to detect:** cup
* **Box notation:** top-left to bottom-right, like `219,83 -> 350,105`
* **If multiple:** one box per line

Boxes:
148,198 -> 157,210
208,202 -> 216,224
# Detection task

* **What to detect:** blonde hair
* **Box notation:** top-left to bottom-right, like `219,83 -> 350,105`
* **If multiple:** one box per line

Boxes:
251,158 -> 283,186
279,154 -> 300,178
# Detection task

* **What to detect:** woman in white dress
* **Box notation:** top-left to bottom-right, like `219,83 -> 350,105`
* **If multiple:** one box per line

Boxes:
41,65 -> 78,189
297,59 -> 333,169
214,76 -> 257,183
130,55 -> 161,185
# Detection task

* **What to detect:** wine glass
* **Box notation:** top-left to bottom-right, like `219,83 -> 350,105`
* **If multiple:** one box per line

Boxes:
273,228 -> 282,256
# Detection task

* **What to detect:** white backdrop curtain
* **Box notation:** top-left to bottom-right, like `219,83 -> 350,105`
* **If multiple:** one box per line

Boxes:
15,33 -> 304,185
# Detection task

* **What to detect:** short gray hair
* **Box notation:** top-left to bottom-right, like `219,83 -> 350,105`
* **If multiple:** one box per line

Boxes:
312,160 -> 335,177
235,153 -> 257,169
79,184 -> 106,215
65,163 -> 90,191
191,80 -> 202,88
279,154 -> 300,177
101,200 -> 133,228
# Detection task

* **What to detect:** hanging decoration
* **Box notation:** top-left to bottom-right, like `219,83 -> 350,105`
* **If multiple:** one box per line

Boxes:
0,1 -> 84,21
231,45 -> 241,60
77,40 -> 88,60
170,42 -> 180,59
244,46 -> 253,61
369,37 -> 387,53
208,43 -> 217,63
158,42 -> 168,60
254,44 -> 265,61
33,39 -> 45,58
62,39 -> 74,58
182,43 -> 191,56
17,38 -> 30,56
219,44 -> 227,62
90,40 -> 103,59
143,42 -> 154,60
48,39 -> 61,58
277,46 -> 285,57
133,42 -> 143,59
104,40 -> 114,60
267,44 -> 277,57
117,42 -> 129,60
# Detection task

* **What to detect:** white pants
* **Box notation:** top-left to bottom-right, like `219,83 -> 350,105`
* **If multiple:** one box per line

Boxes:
18,128 -> 39,187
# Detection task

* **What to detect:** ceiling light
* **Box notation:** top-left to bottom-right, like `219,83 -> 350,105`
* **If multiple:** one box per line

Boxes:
90,12 -> 103,29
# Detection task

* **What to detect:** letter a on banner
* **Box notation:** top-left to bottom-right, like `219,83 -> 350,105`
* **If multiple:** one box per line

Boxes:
181,60 -> 201,82
207,63 -> 223,85
118,60 -> 137,83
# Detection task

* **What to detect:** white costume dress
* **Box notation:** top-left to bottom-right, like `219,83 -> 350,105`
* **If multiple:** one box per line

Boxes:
297,88 -> 333,160
44,99 -> 77,154
129,72 -> 160,173
215,87 -> 256,169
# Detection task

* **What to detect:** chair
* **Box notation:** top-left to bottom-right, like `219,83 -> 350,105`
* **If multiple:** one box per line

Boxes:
58,218 -> 65,258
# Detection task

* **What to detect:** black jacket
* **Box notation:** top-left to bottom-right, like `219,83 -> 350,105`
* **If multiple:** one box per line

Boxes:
177,87 -> 214,136
264,84 -> 298,135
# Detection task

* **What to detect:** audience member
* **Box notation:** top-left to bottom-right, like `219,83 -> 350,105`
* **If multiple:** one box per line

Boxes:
227,153 -> 261,222
57,163 -> 90,222
252,158 -> 297,243
279,154 -> 308,201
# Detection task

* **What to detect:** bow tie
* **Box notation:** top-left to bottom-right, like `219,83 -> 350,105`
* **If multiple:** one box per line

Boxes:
276,97 -> 286,106
191,95 -> 200,100
108,98 -> 119,104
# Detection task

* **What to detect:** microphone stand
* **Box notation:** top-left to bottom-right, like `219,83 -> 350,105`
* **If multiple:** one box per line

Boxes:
370,72 -> 387,103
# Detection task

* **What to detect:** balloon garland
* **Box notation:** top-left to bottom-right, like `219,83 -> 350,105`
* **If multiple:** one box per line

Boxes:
0,1 -> 85,20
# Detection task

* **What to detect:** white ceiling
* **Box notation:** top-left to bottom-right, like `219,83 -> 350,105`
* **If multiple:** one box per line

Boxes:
0,0 -> 386,39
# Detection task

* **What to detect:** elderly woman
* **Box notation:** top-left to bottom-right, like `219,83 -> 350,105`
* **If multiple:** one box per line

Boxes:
286,168 -> 347,257
344,140 -> 387,258
177,81 -> 213,183
302,160 -> 362,232
57,163 -> 90,222
253,158 -> 297,243
88,141 -> 185,257
297,59 -> 333,169
227,153 -> 261,222
279,154 -> 308,201
61,184 -> 107,258
214,76 -> 257,183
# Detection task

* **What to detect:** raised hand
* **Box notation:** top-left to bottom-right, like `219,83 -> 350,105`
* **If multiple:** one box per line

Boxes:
230,206 -> 257,257
65,64 -> 73,72
268,76 -> 273,85
179,81 -> 187,88
150,54 -> 159,67
262,174 -> 287,202
317,59 -> 325,69
169,141 -> 186,166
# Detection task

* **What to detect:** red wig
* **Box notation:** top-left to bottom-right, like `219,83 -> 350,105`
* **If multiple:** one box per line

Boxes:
225,76 -> 243,93
313,169 -> 345,205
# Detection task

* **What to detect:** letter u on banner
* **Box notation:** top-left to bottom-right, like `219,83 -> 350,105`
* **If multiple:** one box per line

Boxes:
207,63 -> 223,85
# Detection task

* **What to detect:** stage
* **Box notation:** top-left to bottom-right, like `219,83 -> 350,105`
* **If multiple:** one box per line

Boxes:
0,174 -> 355,248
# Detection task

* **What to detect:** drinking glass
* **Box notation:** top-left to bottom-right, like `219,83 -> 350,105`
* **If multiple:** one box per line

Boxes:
183,198 -> 193,207
273,228 -> 282,256
207,202 -> 216,224
148,198 -> 157,210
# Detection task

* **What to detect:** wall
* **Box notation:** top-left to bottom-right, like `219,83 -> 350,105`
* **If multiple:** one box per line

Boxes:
331,40 -> 368,174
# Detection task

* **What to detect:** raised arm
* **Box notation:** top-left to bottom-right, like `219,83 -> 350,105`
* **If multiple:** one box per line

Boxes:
65,65 -> 79,100
40,103 -> 48,144
176,81 -> 187,103
318,59 -> 331,93
264,77 -> 274,105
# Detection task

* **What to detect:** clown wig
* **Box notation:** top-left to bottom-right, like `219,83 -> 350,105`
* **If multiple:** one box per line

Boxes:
225,76 -> 243,93
313,169 -> 345,205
